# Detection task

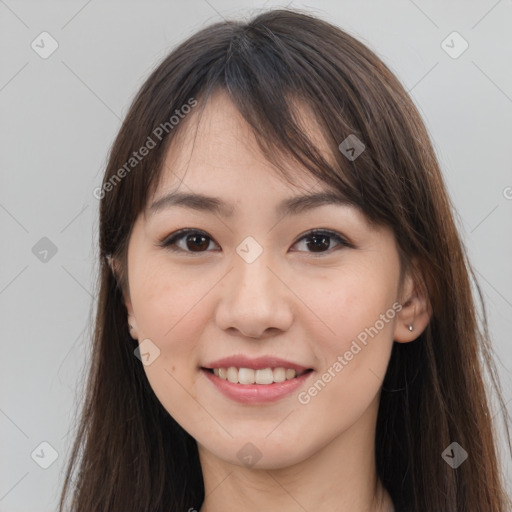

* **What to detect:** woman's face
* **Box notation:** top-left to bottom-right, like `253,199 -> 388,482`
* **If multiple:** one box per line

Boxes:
124,91 -> 411,470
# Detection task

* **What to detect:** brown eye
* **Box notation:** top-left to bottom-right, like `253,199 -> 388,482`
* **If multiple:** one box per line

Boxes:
159,228 -> 350,256
292,230 -> 349,254
182,233 -> 211,252
302,233 -> 331,252
159,229 -> 218,253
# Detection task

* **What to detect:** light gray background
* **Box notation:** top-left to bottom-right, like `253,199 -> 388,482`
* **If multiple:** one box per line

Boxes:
1,1 -> 511,510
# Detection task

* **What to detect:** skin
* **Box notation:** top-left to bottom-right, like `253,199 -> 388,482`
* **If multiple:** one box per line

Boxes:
118,90 -> 431,512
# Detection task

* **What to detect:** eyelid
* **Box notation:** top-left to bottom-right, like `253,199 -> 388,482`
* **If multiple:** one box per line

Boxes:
157,228 -> 217,252
157,228 -> 353,254
290,229 -> 352,251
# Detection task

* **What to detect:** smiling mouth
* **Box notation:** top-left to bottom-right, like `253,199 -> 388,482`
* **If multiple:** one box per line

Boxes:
202,367 -> 314,385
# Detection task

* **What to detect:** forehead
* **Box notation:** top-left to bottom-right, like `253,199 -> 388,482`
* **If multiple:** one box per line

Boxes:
143,92 -> 378,234
150,90 -> 337,202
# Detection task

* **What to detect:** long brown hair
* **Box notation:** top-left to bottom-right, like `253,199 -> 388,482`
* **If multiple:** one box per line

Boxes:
58,8 -> 511,511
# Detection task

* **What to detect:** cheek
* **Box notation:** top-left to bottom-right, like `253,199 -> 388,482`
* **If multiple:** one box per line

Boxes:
292,282 -> 395,441
299,263 -> 397,389
302,261 -> 396,336
131,260 -> 210,342
128,264 -> 218,412
131,264 -> 213,417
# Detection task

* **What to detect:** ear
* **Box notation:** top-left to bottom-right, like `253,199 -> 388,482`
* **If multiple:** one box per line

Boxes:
106,254 -> 139,340
393,267 -> 432,343
126,302 -> 139,340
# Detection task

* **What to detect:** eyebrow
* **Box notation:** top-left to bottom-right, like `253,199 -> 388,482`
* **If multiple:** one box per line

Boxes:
149,190 -> 353,218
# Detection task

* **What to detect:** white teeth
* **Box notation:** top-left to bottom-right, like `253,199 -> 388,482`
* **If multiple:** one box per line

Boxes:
238,368 -> 255,384
227,367 -> 238,383
210,366 -> 305,385
273,367 -> 286,382
255,368 -> 274,384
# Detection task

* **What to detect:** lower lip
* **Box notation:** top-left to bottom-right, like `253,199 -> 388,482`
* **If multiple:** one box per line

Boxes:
201,368 -> 314,404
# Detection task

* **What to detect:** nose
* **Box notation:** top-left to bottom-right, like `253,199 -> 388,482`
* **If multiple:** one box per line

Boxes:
214,249 -> 294,339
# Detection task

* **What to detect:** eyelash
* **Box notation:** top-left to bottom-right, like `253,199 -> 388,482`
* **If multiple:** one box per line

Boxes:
157,228 -> 352,256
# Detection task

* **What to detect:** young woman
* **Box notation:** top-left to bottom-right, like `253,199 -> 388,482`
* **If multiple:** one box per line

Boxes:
59,8 -> 511,512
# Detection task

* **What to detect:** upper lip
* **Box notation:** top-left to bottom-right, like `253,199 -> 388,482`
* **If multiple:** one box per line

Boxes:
203,355 -> 312,373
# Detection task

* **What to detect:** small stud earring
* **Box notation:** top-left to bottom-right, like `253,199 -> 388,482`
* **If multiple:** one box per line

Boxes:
408,324 -> 414,332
